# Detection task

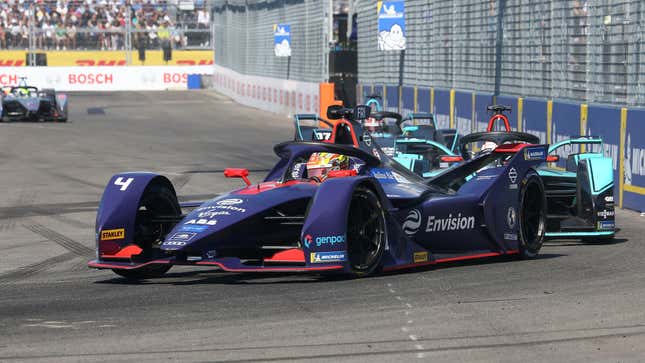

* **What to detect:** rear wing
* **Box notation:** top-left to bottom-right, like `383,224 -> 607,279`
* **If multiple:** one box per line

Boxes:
402,113 -> 435,127
428,143 -> 548,192
548,136 -> 603,154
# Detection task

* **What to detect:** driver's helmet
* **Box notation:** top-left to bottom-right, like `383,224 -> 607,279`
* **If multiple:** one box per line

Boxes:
364,117 -> 383,134
306,152 -> 350,181
17,87 -> 29,97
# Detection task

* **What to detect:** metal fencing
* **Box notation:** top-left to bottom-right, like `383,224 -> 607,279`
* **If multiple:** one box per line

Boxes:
212,0 -> 330,83
357,0 -> 645,107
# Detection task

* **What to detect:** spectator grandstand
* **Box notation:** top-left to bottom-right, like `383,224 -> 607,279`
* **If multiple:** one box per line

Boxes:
0,0 -> 212,51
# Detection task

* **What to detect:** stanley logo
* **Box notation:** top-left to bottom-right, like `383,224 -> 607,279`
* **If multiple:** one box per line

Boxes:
101,228 -> 125,241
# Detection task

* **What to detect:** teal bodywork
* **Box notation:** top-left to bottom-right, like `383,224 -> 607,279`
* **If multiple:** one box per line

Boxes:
538,137 -> 615,239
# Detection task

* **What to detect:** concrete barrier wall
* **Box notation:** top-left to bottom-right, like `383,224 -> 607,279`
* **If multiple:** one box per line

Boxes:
212,64 -> 319,117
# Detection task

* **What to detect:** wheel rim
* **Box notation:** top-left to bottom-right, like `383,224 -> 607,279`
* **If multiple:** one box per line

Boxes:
135,191 -> 178,249
521,182 -> 544,249
347,191 -> 385,272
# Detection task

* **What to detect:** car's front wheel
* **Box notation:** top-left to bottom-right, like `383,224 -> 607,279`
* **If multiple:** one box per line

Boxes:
111,181 -> 180,280
518,172 -> 547,258
346,186 -> 387,277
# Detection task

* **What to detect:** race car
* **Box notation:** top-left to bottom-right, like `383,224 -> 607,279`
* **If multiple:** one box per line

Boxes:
396,106 -> 615,240
540,136 -> 615,240
89,105 -> 548,279
0,79 -> 68,122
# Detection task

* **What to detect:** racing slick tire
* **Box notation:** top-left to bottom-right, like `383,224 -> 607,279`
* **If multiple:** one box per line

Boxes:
518,172 -> 547,259
111,181 -> 180,279
346,185 -> 387,277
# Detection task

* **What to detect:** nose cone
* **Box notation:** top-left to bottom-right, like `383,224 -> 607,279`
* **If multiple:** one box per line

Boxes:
160,197 -> 249,251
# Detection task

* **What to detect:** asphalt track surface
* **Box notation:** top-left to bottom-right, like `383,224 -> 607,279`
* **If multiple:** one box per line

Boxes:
1,91 -> 645,362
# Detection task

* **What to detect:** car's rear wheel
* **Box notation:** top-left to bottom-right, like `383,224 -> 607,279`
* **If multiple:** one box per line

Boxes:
111,182 -> 179,280
346,186 -> 386,277
518,173 -> 546,258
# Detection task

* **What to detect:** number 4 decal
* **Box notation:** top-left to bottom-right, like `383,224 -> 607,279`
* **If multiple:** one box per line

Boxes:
114,177 -> 134,191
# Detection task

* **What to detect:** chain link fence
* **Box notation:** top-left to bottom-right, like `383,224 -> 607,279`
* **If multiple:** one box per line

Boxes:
357,0 -> 645,107
213,0 -> 330,83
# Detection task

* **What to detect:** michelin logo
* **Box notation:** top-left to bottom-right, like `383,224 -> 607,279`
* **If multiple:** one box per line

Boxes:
310,251 -> 346,263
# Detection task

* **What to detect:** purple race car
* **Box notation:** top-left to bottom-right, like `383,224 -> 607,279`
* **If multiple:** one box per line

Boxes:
89,106 -> 548,279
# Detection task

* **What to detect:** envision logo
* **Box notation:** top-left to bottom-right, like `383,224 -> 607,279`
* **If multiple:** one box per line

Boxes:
426,214 -> 475,232
402,209 -> 421,235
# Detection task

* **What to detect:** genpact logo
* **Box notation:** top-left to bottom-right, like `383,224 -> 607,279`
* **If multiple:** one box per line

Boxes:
303,234 -> 313,248
314,235 -> 346,247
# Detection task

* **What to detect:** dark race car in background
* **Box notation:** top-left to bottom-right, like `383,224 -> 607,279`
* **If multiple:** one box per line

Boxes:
89,105 -> 550,280
1,82 -> 68,122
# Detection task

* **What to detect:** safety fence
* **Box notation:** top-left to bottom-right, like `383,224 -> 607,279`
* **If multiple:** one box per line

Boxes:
356,0 -> 645,108
358,84 -> 645,212
212,0 -> 330,84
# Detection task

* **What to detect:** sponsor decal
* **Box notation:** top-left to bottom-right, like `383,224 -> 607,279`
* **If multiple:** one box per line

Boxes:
68,73 -> 113,85
363,133 -> 372,146
303,234 -> 313,248
197,210 -> 231,218
604,195 -> 614,203
504,233 -> 518,241
597,210 -> 615,219
168,232 -> 196,242
180,225 -> 208,232
310,251 -> 346,263
508,167 -> 518,184
303,234 -> 345,248
413,251 -> 428,263
477,175 -> 496,180
315,235 -> 345,247
381,147 -> 395,156
185,219 -> 217,226
506,207 -> 517,229
100,228 -> 125,241
372,148 -> 381,160
402,209 -> 421,235
392,171 -> 411,184
217,198 -> 243,206
523,147 -> 546,161
165,240 -> 187,246
213,205 -> 246,213
426,214 -> 475,232
291,162 -> 304,179
598,220 -> 615,230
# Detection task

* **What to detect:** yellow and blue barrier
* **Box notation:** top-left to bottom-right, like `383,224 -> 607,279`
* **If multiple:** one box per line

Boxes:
358,83 -> 645,212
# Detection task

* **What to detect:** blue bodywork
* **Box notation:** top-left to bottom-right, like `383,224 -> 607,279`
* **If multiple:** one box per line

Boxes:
89,131 -> 549,275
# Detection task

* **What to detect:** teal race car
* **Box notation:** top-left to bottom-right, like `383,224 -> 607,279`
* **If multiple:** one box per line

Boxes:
398,131 -> 615,241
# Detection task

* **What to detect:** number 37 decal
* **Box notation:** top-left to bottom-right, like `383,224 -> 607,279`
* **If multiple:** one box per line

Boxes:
114,177 -> 134,191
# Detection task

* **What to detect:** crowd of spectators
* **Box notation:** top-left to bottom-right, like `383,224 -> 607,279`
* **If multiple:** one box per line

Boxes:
0,0 -> 211,50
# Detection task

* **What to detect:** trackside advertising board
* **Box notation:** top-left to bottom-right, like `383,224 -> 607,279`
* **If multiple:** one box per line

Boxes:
377,1 -> 406,51
0,66 -> 212,91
